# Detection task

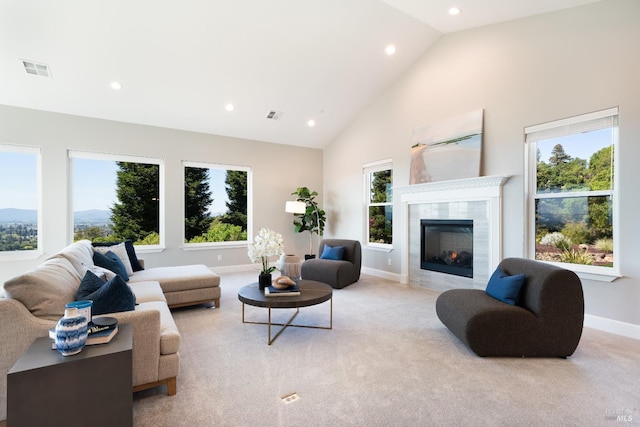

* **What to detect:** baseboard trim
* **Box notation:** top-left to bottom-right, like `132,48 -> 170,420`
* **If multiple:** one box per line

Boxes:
361,267 -> 403,284
584,314 -> 640,340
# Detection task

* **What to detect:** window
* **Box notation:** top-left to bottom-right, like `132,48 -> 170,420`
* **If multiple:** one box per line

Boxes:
183,161 -> 250,245
0,144 -> 41,254
364,160 -> 393,246
525,107 -> 618,279
69,151 -> 164,248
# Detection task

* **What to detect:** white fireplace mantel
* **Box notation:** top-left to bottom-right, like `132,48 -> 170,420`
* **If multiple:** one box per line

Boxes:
395,175 -> 511,286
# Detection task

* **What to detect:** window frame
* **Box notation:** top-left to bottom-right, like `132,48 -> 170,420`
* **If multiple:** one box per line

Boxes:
363,159 -> 393,250
0,143 -> 42,259
68,150 -> 165,252
181,160 -> 252,250
524,107 -> 620,282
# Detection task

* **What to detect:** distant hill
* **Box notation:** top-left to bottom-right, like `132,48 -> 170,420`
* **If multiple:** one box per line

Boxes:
74,209 -> 112,225
0,208 -> 111,225
0,208 -> 37,223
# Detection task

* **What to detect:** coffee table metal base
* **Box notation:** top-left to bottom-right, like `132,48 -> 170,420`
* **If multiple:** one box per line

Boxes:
241,300 -> 332,345
238,280 -> 333,345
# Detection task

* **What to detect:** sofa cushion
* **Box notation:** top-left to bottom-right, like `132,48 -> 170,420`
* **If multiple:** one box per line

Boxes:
93,242 -> 134,276
76,271 -> 136,315
485,267 -> 525,305
54,240 -> 95,276
320,244 -> 345,260
127,280 -> 166,304
128,264 -> 220,293
3,257 -> 82,320
93,240 -> 143,272
93,250 -> 129,281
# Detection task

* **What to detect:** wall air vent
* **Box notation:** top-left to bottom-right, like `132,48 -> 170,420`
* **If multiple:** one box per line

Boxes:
21,59 -> 51,78
266,110 -> 284,120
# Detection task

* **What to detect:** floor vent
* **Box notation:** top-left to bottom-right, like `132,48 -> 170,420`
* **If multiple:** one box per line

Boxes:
281,392 -> 299,404
21,59 -> 51,78
266,110 -> 284,120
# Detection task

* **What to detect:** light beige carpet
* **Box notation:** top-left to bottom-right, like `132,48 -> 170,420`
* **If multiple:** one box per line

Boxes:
133,271 -> 640,426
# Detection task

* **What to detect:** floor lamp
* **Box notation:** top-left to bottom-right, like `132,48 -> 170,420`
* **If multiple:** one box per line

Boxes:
285,200 -> 312,255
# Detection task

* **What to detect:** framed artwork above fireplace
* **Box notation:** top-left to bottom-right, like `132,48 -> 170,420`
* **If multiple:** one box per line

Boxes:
409,109 -> 483,184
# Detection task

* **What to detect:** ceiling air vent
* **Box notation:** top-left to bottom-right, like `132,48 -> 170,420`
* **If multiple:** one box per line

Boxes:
21,59 -> 51,78
266,110 -> 284,120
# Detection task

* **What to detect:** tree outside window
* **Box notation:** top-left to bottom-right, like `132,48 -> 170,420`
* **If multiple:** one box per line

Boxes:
71,152 -> 163,246
526,108 -> 617,272
183,162 -> 248,244
365,161 -> 392,245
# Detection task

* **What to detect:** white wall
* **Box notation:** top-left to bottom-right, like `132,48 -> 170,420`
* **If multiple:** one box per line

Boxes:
0,105 -> 323,282
323,0 -> 640,326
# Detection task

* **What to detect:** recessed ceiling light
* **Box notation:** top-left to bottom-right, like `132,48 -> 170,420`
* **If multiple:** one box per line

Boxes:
110,81 -> 122,90
448,7 -> 461,16
225,103 -> 234,112
307,119 -> 316,127
385,44 -> 396,55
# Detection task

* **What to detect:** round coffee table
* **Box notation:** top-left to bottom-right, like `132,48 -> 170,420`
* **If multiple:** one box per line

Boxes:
238,280 -> 332,345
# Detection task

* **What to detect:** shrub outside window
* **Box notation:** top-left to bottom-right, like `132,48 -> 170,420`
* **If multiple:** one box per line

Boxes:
525,107 -> 618,279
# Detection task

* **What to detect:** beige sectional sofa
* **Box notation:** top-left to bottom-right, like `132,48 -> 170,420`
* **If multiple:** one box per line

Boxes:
0,240 -> 220,422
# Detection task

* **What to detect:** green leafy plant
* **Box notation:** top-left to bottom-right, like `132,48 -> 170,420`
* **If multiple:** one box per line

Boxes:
291,187 -> 326,256
561,222 -> 591,246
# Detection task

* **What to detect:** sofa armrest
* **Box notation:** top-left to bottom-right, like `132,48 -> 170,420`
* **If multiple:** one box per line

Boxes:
102,306 -> 161,387
1,298 -> 57,421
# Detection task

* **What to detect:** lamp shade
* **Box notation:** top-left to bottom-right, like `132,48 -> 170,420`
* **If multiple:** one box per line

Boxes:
285,201 -> 306,214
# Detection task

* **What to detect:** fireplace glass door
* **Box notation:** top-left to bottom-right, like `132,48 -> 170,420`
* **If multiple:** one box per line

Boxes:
420,219 -> 473,278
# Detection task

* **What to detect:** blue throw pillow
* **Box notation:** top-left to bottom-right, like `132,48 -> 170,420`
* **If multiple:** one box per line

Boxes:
93,250 -> 129,281
320,244 -> 345,260
76,270 -> 106,300
77,272 -> 136,315
485,267 -> 526,305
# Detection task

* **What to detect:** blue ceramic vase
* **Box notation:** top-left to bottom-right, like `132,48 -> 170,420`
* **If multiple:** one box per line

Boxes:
55,307 -> 88,356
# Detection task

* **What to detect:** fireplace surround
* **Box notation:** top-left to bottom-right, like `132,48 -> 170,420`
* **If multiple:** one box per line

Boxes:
395,175 -> 510,291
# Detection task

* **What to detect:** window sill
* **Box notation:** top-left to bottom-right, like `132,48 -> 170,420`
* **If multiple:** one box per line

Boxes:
364,244 -> 393,253
542,260 -> 620,283
0,250 -> 43,261
182,241 -> 247,251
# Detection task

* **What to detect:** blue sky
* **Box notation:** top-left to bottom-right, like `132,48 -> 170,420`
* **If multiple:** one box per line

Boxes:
537,128 -> 613,165
71,160 -> 229,214
0,151 -> 38,209
0,153 -> 228,213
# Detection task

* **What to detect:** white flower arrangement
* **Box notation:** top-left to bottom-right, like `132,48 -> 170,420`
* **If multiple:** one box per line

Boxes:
247,228 -> 284,275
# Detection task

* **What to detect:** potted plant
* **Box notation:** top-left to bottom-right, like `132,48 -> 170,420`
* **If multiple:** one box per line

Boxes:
247,228 -> 284,290
290,187 -> 326,259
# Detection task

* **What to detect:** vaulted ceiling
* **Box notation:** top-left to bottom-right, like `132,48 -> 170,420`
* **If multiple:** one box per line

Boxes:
0,0 -> 604,149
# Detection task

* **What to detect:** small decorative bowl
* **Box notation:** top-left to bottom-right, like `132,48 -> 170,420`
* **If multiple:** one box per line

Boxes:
272,276 -> 296,289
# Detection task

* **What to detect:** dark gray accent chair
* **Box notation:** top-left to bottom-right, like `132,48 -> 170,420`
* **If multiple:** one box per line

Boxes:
301,239 -> 362,289
435,257 -> 584,357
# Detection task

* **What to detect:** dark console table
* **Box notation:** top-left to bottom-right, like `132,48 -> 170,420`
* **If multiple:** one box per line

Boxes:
7,323 -> 133,427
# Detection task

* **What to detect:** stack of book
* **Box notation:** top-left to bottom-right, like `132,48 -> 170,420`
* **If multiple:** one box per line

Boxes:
265,284 -> 301,297
49,321 -> 119,347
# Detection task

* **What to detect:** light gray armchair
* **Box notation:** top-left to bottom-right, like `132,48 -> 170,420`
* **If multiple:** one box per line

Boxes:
301,239 -> 362,289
